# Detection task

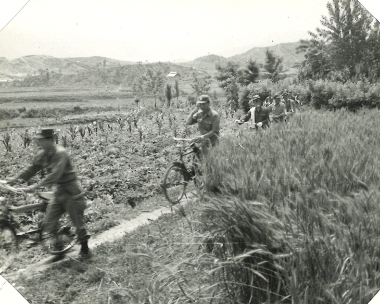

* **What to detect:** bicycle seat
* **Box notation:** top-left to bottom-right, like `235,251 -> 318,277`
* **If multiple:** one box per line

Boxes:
38,192 -> 54,201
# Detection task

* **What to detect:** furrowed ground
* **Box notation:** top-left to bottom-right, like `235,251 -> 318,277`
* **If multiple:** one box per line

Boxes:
1,87 -> 380,304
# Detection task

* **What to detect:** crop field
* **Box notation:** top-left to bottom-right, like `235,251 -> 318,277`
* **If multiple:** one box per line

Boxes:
1,87 -> 380,303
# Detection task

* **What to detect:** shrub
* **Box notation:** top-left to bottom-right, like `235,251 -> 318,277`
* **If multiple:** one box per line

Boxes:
239,87 -> 251,113
0,109 -> 20,120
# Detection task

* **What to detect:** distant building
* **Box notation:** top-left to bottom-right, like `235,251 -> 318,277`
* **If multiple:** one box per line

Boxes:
167,72 -> 180,85
167,71 -> 179,78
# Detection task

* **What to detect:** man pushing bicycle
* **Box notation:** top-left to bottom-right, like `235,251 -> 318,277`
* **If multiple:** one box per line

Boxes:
6,128 -> 91,259
186,95 -> 220,153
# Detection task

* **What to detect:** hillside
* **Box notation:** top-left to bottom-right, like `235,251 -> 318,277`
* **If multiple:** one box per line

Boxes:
0,41 -> 305,86
182,42 -> 305,71
8,61 -> 198,89
0,55 -> 136,79
229,41 -> 304,68
180,54 -> 229,74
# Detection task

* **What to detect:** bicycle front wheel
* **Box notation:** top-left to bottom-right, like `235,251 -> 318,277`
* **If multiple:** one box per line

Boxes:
163,164 -> 188,205
40,224 -> 76,256
0,221 -> 18,273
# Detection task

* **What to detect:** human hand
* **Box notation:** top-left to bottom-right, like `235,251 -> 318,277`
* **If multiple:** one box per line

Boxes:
20,185 -> 37,193
256,122 -> 263,128
192,110 -> 203,120
194,135 -> 205,143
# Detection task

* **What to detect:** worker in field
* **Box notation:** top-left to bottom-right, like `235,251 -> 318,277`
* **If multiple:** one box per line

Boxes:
282,90 -> 294,113
235,95 -> 271,128
270,93 -> 287,122
186,95 -> 220,151
6,128 -> 91,260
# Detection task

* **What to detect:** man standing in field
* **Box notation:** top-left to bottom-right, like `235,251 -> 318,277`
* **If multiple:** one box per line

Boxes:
282,90 -> 294,113
6,128 -> 91,259
236,95 -> 271,128
187,95 -> 220,150
270,93 -> 287,122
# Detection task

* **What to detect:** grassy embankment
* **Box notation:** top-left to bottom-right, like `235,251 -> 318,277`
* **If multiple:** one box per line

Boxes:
4,106 -> 380,304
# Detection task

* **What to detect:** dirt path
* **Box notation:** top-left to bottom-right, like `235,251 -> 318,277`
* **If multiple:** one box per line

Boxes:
4,193 -> 194,282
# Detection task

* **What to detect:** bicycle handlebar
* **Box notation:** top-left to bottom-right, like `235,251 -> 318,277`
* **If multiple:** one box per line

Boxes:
173,137 -> 197,142
0,180 -> 25,194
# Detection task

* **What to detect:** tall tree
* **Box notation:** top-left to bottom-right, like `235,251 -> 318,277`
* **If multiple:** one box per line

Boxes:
296,35 -> 332,80
237,59 -> 260,86
132,77 -> 145,102
264,49 -> 283,83
298,0 -> 379,81
174,79 -> 180,106
165,83 -> 172,107
142,68 -> 165,108
215,61 -> 241,108
215,61 -> 240,90
190,73 -> 212,96
239,88 -> 251,113
318,0 -> 373,77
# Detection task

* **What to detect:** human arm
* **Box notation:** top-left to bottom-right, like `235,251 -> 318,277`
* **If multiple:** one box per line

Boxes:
235,109 -> 253,125
7,151 -> 45,185
22,151 -> 68,193
186,107 -> 202,126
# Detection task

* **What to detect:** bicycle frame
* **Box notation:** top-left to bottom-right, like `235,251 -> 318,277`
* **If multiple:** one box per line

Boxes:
1,193 -> 49,239
174,142 -> 200,179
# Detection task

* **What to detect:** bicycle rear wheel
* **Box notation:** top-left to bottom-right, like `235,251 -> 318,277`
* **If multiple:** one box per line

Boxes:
0,221 -> 18,273
163,164 -> 188,205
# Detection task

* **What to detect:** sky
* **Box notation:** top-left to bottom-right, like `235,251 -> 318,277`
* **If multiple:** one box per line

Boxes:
0,0 -> 379,63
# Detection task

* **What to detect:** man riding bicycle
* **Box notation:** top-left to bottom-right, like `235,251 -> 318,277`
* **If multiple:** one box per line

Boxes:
6,128 -> 91,259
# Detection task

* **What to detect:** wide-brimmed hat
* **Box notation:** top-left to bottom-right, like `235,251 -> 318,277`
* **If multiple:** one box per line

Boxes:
33,128 -> 55,139
197,95 -> 211,104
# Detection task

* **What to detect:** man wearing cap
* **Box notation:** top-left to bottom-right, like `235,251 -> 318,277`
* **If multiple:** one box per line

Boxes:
270,94 -> 286,122
186,95 -> 220,150
236,95 -> 271,128
6,128 -> 91,259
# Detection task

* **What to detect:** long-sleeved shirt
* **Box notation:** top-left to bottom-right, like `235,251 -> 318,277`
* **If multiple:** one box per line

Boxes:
187,108 -> 220,146
17,146 -> 77,188
270,103 -> 286,122
240,106 -> 271,127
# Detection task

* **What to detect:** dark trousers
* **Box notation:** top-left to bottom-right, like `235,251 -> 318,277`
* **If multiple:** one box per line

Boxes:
43,182 -> 90,243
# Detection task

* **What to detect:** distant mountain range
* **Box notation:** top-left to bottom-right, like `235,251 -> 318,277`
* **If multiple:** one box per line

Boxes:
0,55 -> 136,80
180,42 -> 304,73
0,42 -> 305,84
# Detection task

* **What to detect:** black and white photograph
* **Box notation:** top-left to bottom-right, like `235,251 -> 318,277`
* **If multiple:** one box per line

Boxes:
1,0 -> 380,303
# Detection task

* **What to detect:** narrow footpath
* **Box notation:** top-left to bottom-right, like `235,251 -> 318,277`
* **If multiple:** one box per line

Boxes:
4,193 -> 194,282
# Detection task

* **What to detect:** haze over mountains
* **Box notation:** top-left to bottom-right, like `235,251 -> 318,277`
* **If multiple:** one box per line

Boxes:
0,42 -> 304,81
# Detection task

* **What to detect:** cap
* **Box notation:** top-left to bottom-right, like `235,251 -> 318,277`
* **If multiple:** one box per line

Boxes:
33,128 -> 55,139
197,95 -> 210,104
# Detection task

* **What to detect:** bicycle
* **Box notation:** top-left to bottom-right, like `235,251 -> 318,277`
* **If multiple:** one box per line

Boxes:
0,180 -> 76,273
162,138 -> 203,205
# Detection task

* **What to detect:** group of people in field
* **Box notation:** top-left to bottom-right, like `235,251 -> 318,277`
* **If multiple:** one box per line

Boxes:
1,92 -> 300,262
187,90 -> 303,153
235,90 -> 303,128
